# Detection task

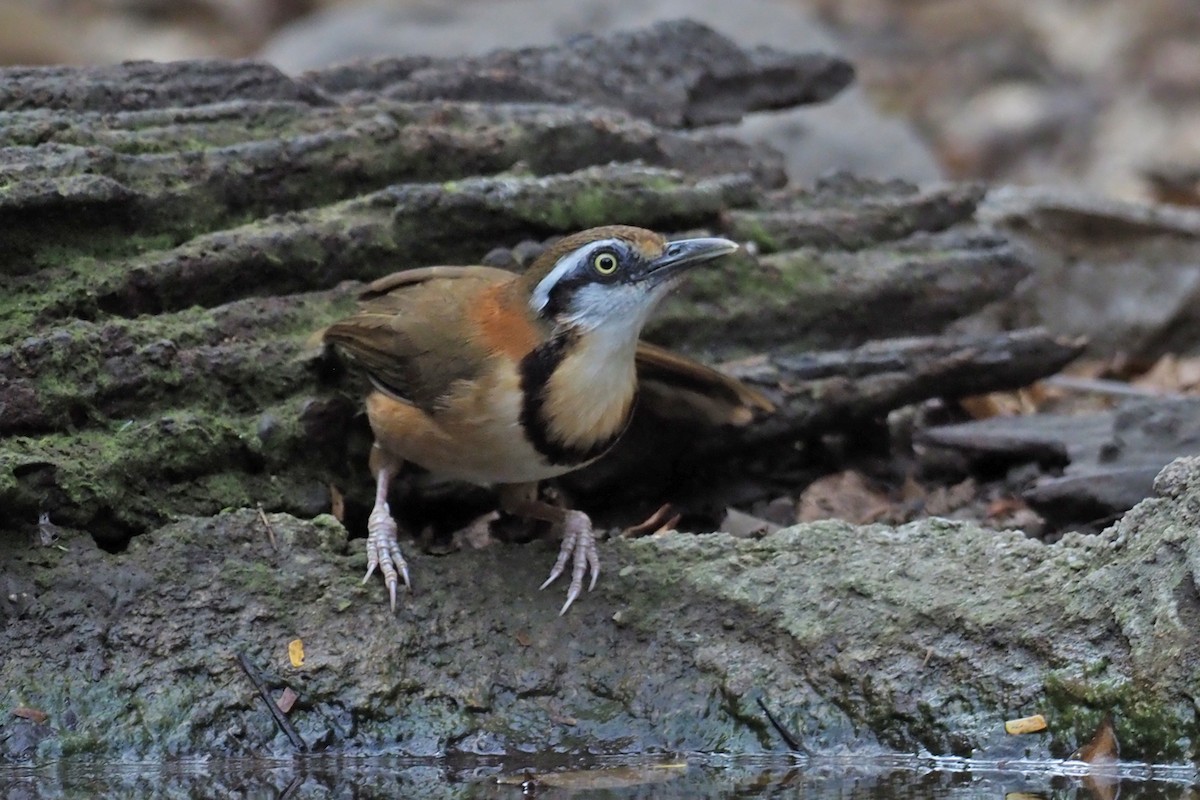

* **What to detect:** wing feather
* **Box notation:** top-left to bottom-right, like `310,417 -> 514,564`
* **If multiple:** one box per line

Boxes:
324,265 -> 773,427
634,341 -> 774,426
324,267 -> 512,411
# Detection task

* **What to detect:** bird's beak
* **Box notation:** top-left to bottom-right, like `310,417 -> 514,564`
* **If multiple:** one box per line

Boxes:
638,237 -> 739,285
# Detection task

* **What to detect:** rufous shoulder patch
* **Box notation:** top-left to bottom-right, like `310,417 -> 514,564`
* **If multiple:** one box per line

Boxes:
469,282 -> 541,360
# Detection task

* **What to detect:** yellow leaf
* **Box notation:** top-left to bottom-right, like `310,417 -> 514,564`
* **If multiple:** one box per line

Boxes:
1004,714 -> 1047,735
288,638 -> 305,667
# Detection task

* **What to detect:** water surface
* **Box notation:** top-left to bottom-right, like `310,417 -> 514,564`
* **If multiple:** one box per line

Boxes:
2,753 -> 1196,798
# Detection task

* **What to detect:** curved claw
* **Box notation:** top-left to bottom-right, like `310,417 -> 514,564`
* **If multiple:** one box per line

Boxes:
365,501 -> 410,610
539,510 -> 599,614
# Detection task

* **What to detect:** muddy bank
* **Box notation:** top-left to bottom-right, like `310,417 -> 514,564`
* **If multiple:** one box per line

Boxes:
5,456 -> 1200,762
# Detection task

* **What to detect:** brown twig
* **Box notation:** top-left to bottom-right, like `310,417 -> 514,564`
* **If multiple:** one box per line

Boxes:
257,505 -> 278,550
234,651 -> 307,752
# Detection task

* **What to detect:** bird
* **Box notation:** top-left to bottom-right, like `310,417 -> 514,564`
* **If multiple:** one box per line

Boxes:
322,224 -> 770,614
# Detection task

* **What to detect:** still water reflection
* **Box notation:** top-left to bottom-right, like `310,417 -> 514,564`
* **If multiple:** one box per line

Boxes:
1,753 -> 1197,799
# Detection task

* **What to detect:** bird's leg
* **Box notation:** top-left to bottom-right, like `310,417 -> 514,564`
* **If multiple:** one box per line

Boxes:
499,483 -> 599,615
364,445 -> 411,609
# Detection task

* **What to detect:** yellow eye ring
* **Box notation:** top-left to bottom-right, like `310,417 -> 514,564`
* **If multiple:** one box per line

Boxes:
592,252 -> 619,275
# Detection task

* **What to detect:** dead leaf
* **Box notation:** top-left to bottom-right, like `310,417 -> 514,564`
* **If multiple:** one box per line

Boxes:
1064,358 -> 1114,380
1132,353 -> 1200,394
960,387 -> 1050,419
329,484 -> 345,522
923,478 -> 977,516
901,475 -> 926,504
960,393 -> 1017,419
452,512 -> 499,550
1082,774 -> 1119,800
13,706 -> 48,724
1078,716 -> 1122,800
1146,167 -> 1200,206
715,353 -> 770,376
1004,713 -> 1047,734
287,638 -> 305,668
276,687 -> 299,714
720,507 -> 780,538
798,471 -> 891,525
1071,713 -> 1119,764
986,496 -> 1027,519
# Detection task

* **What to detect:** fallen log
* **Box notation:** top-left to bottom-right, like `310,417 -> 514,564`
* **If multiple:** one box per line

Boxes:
572,328 -> 1085,500
2,21 -> 1144,766
919,397 -> 1200,530
0,23 -> 1044,541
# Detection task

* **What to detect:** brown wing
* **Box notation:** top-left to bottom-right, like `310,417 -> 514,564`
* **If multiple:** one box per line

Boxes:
356,265 -> 514,301
634,341 -> 775,426
323,266 -> 515,412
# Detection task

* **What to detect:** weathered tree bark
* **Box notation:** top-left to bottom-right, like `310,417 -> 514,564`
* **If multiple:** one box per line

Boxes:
0,22 -> 1046,542
575,329 -> 1083,500
979,186 -> 1200,360
919,397 -> 1200,528
3,20 -> 1159,767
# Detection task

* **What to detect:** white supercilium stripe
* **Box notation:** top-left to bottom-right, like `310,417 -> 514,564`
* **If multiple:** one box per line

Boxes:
528,239 -> 620,315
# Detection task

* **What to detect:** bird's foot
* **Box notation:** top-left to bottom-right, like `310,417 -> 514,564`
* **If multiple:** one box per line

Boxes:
539,509 -> 599,615
364,501 -> 411,610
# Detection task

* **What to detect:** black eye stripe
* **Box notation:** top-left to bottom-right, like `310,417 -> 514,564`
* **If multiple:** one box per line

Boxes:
542,270 -> 590,317
538,241 -> 635,318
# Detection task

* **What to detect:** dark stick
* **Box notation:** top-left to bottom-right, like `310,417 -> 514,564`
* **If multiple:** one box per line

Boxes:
235,650 -> 307,752
755,695 -> 809,754
279,772 -> 305,799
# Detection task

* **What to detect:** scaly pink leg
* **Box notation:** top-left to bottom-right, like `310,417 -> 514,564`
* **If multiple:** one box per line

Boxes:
364,460 -> 410,609
500,484 -> 599,615
538,509 -> 600,615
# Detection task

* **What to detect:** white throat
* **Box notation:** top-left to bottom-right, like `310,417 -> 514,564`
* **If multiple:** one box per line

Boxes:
559,281 -> 668,336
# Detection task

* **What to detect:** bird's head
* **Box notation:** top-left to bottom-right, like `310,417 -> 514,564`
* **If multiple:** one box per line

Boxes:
520,225 -> 738,334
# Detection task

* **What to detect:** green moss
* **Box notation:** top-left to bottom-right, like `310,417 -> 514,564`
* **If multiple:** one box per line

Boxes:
564,186 -> 621,228
195,472 -> 258,510
676,249 -> 827,312
225,559 -> 286,595
1,234 -> 179,337
727,215 -> 780,253
2,673 -> 141,760
1043,671 -> 1194,760
3,410 -> 254,527
491,167 -> 735,233
4,230 -> 180,273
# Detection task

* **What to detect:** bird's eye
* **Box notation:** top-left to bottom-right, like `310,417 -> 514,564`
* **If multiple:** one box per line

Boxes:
592,252 -> 619,275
